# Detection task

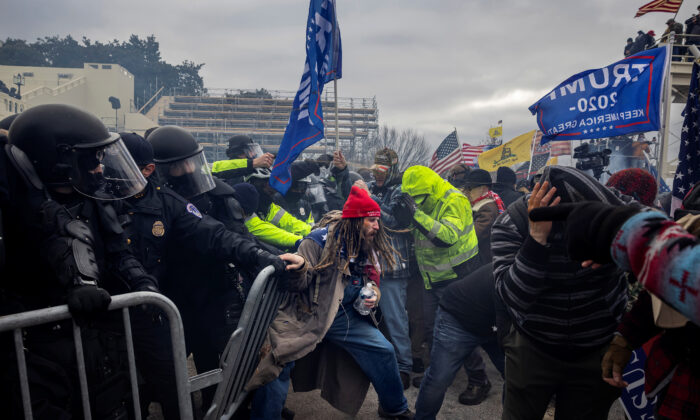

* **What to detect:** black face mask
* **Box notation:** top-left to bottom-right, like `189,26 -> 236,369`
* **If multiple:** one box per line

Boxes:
167,175 -> 199,199
83,172 -> 107,195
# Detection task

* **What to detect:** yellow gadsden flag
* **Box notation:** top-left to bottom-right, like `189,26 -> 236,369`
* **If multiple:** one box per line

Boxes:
488,126 -> 502,138
477,130 -> 535,172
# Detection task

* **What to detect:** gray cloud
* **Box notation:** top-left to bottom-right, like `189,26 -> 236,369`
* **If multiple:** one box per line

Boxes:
2,0 -> 692,147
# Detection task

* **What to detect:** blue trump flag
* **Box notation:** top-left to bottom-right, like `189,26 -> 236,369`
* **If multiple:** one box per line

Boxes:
529,46 -> 668,143
270,0 -> 342,195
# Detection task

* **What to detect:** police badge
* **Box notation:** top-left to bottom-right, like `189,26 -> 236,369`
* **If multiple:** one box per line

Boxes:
152,220 -> 165,237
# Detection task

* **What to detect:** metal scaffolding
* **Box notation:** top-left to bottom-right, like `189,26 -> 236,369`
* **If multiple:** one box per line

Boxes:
155,88 -> 379,163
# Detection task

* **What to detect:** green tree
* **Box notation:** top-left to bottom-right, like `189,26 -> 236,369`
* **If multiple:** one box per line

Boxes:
0,35 -> 206,108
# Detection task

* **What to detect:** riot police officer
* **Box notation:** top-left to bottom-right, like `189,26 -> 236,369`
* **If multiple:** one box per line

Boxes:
210,134 -> 274,187
0,104 -> 158,419
146,126 -> 303,408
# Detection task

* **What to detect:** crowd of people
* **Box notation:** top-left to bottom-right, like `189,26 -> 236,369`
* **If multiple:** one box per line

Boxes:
0,79 -> 22,99
625,6 -> 700,59
0,103 -> 698,420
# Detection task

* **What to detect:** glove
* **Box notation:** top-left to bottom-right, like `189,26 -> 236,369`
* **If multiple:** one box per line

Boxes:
528,202 -> 639,264
391,198 -> 413,228
315,154 -> 334,169
601,334 -> 633,386
66,285 -> 111,317
255,249 -> 287,274
397,193 -> 417,217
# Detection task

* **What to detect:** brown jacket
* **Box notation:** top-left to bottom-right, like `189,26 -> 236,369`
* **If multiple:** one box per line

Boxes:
472,198 -> 499,267
247,228 -> 380,415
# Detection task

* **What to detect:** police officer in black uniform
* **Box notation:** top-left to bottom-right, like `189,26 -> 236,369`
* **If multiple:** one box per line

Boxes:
144,126 -> 303,408
0,104 -> 159,419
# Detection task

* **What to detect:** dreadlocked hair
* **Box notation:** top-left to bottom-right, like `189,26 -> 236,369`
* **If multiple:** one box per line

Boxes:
314,212 -> 397,274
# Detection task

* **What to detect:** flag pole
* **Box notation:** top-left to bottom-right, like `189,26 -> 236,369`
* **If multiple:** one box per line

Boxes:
334,78 -> 340,150
527,130 -> 537,177
657,40 -> 674,187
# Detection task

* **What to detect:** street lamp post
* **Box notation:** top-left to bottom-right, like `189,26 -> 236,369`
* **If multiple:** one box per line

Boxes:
12,73 -> 25,97
108,96 -> 121,132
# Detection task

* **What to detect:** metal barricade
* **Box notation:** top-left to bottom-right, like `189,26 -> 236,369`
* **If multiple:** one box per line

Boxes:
0,292 -> 193,420
204,265 -> 285,420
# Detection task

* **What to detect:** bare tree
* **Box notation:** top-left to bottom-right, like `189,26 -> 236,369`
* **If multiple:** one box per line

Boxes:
368,126 -> 431,171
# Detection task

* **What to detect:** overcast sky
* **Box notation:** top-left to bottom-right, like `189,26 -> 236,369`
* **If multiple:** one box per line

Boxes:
2,0 -> 696,147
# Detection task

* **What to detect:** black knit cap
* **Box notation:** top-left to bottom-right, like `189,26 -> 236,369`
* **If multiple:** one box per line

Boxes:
496,166 -> 517,186
465,169 -> 492,188
120,132 -> 154,166
232,183 -> 259,215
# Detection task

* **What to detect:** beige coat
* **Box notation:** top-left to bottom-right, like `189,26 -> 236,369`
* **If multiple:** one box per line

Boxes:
247,231 -> 381,415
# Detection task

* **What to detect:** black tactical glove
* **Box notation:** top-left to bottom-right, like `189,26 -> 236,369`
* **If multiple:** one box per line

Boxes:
66,285 -> 111,317
529,202 -> 640,264
255,248 -> 287,274
397,193 -> 418,217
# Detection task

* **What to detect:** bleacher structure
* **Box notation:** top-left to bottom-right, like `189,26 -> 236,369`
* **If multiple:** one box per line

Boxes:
150,88 -> 379,163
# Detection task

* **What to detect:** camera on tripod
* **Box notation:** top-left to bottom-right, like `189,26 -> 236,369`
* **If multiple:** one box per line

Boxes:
573,143 -> 611,180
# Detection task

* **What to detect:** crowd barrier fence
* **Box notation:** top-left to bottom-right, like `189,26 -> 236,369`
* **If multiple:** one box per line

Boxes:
0,264 -> 282,420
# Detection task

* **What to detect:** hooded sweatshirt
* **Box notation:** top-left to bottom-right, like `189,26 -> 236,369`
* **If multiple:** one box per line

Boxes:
402,166 -> 480,288
492,166 -> 630,359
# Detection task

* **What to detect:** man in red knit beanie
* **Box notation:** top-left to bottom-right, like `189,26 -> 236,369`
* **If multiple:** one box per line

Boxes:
248,186 -> 414,419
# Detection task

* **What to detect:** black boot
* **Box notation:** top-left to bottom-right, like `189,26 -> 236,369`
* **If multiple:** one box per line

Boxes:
458,380 -> 491,405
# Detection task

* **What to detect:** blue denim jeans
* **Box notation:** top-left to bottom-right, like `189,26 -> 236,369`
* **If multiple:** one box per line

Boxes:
378,276 -> 413,373
414,308 -> 505,420
324,283 -> 408,415
250,361 -> 295,420
251,282 -> 408,417
424,284 -> 488,385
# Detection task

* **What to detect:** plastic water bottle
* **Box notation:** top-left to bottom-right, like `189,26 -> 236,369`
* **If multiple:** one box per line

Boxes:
353,285 -> 376,316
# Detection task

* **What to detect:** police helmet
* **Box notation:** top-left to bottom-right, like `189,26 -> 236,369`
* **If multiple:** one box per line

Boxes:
0,113 -> 19,130
9,104 -> 146,200
226,135 -> 263,159
148,126 -> 215,198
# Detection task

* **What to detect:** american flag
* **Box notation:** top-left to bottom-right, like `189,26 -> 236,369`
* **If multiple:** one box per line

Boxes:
550,141 -> 572,157
430,130 -> 461,175
635,0 -> 682,17
672,62 -> 700,211
529,151 -> 551,176
463,144 -> 488,167
529,131 -> 552,176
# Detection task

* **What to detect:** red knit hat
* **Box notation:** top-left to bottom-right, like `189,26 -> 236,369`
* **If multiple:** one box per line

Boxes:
342,186 -> 381,218
606,168 -> 657,206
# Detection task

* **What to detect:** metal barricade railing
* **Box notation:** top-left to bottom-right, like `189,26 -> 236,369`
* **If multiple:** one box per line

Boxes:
204,265 -> 285,420
0,292 -> 193,420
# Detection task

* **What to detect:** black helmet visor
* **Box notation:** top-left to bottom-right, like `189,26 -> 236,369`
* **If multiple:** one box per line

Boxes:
71,137 -> 147,200
156,150 -> 215,199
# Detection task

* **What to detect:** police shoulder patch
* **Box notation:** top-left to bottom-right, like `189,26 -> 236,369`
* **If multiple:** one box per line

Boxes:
186,203 -> 202,218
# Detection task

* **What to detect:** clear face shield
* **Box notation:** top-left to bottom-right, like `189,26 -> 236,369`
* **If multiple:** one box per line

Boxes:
156,151 -> 216,199
243,143 -> 264,159
71,138 -> 147,200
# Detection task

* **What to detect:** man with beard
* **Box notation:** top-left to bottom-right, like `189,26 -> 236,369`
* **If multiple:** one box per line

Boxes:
248,186 -> 413,419
352,148 -> 415,388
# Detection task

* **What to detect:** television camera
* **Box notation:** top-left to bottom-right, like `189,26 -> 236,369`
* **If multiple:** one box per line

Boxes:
573,143 -> 611,180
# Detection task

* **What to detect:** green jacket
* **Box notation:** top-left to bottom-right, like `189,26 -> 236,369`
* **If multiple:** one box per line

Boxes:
245,213 -> 301,250
211,158 -> 253,183
264,203 -> 312,237
402,166 -> 479,288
